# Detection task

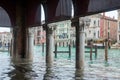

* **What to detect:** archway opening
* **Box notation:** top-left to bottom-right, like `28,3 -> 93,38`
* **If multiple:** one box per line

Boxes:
0,7 -> 12,53
29,4 -> 46,61
0,7 -> 12,75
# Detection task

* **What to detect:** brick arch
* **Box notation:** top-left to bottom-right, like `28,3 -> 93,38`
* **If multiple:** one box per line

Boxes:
0,0 -> 90,27
42,0 -> 59,23
26,0 -> 41,27
72,0 -> 90,17
42,0 -> 73,23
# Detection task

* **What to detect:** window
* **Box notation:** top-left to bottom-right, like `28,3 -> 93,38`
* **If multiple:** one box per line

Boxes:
108,21 -> 110,29
98,31 -> 99,38
98,20 -> 99,26
119,35 -> 120,40
94,20 -> 96,25
108,32 -> 110,39
37,30 -> 40,36
37,38 -> 39,44
94,32 -> 96,37
60,24 -> 64,27
85,33 -> 87,37
89,30 -> 91,34
119,22 -> 120,31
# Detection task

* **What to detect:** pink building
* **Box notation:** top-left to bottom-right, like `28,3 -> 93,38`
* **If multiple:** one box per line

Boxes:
100,13 -> 117,42
34,26 -> 46,45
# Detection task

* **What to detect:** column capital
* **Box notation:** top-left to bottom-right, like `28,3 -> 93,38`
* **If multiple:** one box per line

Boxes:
47,23 -> 57,31
43,23 -> 57,31
71,17 -> 85,27
43,24 -> 47,30
13,26 -> 20,32
71,17 -> 85,31
12,26 -> 19,37
71,17 -> 90,31
79,17 -> 85,27
28,28 -> 34,36
71,18 -> 79,27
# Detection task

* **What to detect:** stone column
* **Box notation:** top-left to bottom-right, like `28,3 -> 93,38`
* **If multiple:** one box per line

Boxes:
105,39 -> 108,61
10,28 -> 14,57
11,27 -> 18,59
45,24 -> 56,67
11,1 -> 27,63
26,28 -> 34,61
71,18 -> 85,70
12,26 -> 28,61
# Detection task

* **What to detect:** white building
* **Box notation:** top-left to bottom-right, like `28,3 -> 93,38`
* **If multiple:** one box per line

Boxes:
54,20 -> 71,47
0,32 -> 12,47
84,14 -> 100,41
117,10 -> 120,43
70,27 -> 75,47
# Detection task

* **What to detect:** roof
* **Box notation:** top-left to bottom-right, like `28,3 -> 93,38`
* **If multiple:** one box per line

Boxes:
101,14 -> 117,21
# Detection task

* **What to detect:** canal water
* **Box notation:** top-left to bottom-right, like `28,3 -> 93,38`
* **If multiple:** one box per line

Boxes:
0,46 -> 120,80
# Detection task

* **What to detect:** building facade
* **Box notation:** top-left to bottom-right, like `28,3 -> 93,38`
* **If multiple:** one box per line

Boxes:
54,20 -> 71,47
84,14 -> 101,41
117,10 -> 120,43
34,26 -> 46,45
69,27 -> 76,47
0,32 -> 12,47
100,13 -> 117,43
33,13 -> 118,46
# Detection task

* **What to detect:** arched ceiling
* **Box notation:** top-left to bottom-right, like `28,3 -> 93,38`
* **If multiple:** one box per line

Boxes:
43,0 -> 72,23
0,0 -> 16,27
0,0 -> 120,27
0,7 -> 11,27
26,0 -> 41,27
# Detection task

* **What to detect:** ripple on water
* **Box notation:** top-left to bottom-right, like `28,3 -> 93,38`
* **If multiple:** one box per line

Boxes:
0,47 -> 120,80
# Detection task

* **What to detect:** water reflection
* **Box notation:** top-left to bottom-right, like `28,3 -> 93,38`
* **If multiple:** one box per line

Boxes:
75,69 -> 84,80
1,47 -> 120,80
8,60 -> 36,80
104,61 -> 110,67
43,67 -> 55,80
9,65 -> 29,80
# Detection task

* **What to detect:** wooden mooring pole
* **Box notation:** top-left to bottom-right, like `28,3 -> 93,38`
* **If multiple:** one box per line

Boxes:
42,43 -> 44,53
95,45 -> 97,59
69,44 -> 71,58
54,43 -> 71,58
105,39 -> 108,61
55,43 -> 57,58
90,45 -> 92,60
90,40 -> 93,60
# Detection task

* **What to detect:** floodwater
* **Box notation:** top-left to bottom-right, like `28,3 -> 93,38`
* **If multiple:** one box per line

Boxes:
0,46 -> 120,80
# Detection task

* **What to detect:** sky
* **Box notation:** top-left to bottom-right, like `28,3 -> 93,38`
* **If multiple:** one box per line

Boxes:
0,27 -> 10,32
105,10 -> 118,19
0,10 -> 118,32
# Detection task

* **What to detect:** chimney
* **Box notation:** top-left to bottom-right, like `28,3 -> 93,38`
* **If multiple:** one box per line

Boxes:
103,12 -> 105,16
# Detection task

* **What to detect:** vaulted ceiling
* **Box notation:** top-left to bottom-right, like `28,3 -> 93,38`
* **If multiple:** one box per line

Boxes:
0,0 -> 120,27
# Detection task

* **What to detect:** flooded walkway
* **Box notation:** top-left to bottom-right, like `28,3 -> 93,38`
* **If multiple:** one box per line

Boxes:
0,46 -> 120,80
